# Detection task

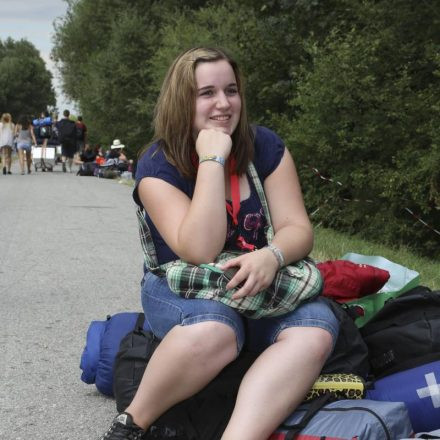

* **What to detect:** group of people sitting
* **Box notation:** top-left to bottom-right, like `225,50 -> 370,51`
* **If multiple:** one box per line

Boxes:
75,139 -> 133,178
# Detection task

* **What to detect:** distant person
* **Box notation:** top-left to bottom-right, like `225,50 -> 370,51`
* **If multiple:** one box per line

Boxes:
32,111 -> 53,171
105,139 -> 129,172
0,113 -> 15,175
47,113 -> 60,147
75,143 -> 97,176
15,115 -> 37,175
75,116 -> 87,153
107,139 -> 128,161
56,109 -> 77,172
94,145 -> 106,166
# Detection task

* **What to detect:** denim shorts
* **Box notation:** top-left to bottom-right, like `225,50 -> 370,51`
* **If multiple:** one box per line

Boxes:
17,142 -> 31,151
141,271 -> 339,354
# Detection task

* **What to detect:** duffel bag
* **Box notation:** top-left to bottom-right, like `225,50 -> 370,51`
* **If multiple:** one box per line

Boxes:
269,399 -> 413,440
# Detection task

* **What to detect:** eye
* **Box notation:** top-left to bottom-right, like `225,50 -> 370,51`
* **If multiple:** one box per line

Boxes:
199,89 -> 214,97
226,87 -> 238,96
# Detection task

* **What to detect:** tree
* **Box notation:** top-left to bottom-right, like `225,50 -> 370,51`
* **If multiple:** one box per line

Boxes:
284,0 -> 440,257
52,0 -> 211,156
0,38 -> 55,118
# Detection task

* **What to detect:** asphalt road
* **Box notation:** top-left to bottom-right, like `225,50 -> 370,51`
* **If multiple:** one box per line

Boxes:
0,160 -> 143,439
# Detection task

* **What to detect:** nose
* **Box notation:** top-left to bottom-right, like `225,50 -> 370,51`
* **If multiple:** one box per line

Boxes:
216,91 -> 231,109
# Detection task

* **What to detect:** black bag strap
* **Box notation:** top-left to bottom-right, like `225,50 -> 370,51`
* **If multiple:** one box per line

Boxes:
283,393 -> 334,440
134,313 -> 145,332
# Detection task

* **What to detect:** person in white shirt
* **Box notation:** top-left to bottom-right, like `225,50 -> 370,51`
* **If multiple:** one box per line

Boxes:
0,113 -> 15,175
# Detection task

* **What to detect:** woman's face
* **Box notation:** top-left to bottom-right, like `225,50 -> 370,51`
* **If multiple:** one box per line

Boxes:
193,60 -> 241,137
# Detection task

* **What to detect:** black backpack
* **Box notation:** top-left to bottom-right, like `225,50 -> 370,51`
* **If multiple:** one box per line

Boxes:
57,119 -> 76,143
113,314 -> 257,440
361,285 -> 440,378
40,124 -> 52,139
320,297 -> 371,379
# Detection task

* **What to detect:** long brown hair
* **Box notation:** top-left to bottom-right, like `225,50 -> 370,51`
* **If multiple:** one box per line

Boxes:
148,47 -> 254,178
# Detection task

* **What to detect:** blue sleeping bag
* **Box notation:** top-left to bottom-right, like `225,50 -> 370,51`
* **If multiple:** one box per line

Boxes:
367,360 -> 440,433
80,312 -> 150,396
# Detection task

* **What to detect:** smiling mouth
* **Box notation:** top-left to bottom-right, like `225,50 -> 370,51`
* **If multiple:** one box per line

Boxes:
210,115 -> 231,121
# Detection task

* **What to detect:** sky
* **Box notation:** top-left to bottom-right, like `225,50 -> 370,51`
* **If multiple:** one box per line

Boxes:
0,0 -> 76,112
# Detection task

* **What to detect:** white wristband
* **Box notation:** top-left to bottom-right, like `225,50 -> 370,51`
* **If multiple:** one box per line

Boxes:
266,244 -> 285,268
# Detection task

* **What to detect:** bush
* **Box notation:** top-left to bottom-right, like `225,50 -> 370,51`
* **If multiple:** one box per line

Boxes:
283,11 -> 440,258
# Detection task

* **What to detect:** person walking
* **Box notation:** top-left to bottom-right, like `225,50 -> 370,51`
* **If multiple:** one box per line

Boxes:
75,116 -> 87,153
56,109 -> 77,172
15,116 -> 37,174
0,113 -> 15,175
33,111 -> 53,172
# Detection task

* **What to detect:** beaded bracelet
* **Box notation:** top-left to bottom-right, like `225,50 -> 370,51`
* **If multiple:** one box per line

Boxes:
266,243 -> 285,268
199,155 -> 225,167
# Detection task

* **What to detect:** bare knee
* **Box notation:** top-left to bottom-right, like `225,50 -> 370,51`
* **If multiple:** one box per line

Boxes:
278,327 -> 333,364
171,321 -> 238,366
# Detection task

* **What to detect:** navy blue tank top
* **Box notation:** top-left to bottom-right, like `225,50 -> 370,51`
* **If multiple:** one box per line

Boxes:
133,125 -> 284,265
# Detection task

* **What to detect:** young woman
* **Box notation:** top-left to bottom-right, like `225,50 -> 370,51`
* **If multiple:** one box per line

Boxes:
100,47 -> 339,440
0,113 -> 15,175
15,116 -> 37,174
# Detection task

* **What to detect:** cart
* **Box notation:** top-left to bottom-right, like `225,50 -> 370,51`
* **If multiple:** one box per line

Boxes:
32,145 -> 56,171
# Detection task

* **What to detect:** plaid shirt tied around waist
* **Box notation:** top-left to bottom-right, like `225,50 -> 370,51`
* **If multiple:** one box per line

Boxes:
136,162 -> 322,319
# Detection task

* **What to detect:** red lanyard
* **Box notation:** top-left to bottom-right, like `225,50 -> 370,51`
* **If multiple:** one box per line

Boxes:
226,157 -> 240,226
194,153 -> 255,251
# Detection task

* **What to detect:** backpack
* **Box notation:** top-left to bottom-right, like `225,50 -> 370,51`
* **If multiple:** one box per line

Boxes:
39,124 -> 52,139
113,313 -> 257,440
77,162 -> 96,176
361,285 -> 440,378
320,297 -> 371,379
57,119 -> 76,143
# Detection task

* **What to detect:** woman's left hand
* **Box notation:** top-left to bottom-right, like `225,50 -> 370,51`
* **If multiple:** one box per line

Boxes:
218,248 -> 279,300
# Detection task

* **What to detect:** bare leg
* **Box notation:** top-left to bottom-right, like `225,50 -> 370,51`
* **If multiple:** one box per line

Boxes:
6,147 -> 12,172
126,321 -> 237,429
1,147 -> 5,172
26,150 -> 32,173
18,148 -> 25,173
221,327 -> 333,440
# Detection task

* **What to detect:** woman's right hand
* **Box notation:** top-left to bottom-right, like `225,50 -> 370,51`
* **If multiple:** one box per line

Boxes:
195,128 -> 232,160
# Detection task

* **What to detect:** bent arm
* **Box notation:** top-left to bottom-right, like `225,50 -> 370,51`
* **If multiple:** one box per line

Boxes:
29,126 -> 37,145
138,161 -> 228,264
264,148 -> 314,264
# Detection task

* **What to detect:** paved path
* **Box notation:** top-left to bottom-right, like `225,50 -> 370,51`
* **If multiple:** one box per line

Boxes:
0,161 -> 143,439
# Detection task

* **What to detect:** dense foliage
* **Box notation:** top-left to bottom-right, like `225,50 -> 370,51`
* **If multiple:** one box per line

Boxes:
0,38 -> 55,118
52,0 -> 440,258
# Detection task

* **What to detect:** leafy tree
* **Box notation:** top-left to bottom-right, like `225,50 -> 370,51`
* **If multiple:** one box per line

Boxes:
284,0 -> 440,257
52,0 -> 439,256
52,0 -> 211,156
0,38 -> 55,119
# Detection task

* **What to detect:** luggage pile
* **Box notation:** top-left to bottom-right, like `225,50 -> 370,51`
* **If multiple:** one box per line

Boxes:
80,254 -> 440,439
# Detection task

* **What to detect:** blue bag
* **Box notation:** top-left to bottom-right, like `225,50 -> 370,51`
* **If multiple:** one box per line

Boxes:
80,312 -> 150,396
367,360 -> 440,433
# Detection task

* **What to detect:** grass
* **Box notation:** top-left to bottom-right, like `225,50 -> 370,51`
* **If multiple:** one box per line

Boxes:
311,226 -> 439,290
